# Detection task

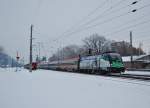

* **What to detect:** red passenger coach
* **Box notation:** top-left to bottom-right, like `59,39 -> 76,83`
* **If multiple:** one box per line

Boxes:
24,62 -> 37,70
32,62 -> 37,70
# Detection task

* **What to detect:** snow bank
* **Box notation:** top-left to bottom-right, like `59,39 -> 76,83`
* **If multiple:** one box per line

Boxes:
0,68 -> 150,108
0,67 -> 4,71
125,70 -> 150,75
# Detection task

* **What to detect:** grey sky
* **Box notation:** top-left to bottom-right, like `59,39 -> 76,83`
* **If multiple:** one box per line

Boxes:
0,0 -> 150,63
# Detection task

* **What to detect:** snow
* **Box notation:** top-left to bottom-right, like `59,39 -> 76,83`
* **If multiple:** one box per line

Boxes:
0,68 -> 150,108
122,56 -> 137,62
122,54 -> 150,62
122,56 -> 131,62
125,70 -> 150,75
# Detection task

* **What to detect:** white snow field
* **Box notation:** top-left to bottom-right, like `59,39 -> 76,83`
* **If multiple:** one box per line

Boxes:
0,68 -> 150,108
125,70 -> 150,75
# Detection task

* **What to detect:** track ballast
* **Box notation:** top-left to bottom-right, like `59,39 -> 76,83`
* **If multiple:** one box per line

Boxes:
108,73 -> 150,81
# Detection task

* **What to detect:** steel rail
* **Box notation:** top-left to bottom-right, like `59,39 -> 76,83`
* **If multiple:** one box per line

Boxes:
108,73 -> 150,81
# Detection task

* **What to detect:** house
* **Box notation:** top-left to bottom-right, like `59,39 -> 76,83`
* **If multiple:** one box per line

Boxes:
122,54 -> 150,69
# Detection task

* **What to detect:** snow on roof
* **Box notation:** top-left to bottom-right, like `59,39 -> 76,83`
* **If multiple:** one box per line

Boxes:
135,54 -> 150,60
122,54 -> 150,62
122,56 -> 129,62
122,56 -> 137,62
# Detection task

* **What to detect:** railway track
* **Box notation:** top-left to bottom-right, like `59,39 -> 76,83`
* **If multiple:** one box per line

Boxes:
63,70 -> 150,82
39,68 -> 150,82
108,73 -> 150,81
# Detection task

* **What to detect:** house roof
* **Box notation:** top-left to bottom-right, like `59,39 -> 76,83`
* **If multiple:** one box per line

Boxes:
122,54 -> 150,62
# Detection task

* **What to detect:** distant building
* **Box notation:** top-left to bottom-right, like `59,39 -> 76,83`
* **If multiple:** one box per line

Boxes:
122,54 -> 150,69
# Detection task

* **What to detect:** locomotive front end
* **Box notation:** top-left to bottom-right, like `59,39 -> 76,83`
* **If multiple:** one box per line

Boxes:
107,53 -> 125,73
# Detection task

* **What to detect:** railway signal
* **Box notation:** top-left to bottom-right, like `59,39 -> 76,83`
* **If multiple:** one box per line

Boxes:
30,25 -> 33,72
16,51 -> 20,72
16,52 -> 20,60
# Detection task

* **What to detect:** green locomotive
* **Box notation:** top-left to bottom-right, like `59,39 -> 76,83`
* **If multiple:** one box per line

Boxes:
79,52 -> 125,74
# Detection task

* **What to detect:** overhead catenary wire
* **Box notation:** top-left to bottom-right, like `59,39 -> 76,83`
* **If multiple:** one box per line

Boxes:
59,9 -> 135,38
48,0 -> 142,48
134,36 -> 150,42
103,12 -> 150,35
135,28 -> 150,35
54,3 -> 150,40
74,0 -> 129,28
129,29 -> 150,40
45,0 -> 150,55
131,35 -> 150,42
112,22 -> 150,40
51,0 -> 129,42
69,0 -> 141,33
107,19 -> 150,36
56,0 -> 109,38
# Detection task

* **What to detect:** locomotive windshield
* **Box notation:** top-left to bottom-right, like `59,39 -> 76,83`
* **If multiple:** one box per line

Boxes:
106,53 -> 124,68
101,53 -> 124,71
109,53 -> 122,61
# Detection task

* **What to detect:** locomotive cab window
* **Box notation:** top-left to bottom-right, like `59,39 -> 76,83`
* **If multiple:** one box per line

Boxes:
109,53 -> 122,61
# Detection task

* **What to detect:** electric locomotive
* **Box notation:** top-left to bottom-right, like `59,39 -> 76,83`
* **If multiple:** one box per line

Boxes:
79,52 -> 125,74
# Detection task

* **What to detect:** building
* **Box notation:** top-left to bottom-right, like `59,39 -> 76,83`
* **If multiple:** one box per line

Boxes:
122,54 -> 150,69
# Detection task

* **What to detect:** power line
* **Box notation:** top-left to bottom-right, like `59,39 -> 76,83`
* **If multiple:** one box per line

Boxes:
71,0 -> 140,32
55,0 -> 109,39
104,12 -> 150,35
107,19 -> 150,36
131,29 -> 150,40
46,1 -> 150,54
58,16 -> 150,42
77,2 -> 150,33
52,0 -> 128,42
48,0 -> 141,46
133,36 -> 150,41
135,28 -> 150,35
61,9 -> 135,37
58,3 -> 150,39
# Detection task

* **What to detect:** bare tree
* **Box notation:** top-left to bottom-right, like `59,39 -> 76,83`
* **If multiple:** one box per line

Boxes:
102,40 -> 114,52
62,45 -> 79,58
49,45 -> 80,61
83,33 -> 107,55
48,34 -> 146,62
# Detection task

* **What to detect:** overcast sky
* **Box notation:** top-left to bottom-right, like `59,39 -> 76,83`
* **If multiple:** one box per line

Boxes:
0,0 -> 150,63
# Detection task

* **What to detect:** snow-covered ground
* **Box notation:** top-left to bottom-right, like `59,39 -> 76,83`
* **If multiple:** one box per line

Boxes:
0,68 -> 150,108
125,70 -> 150,75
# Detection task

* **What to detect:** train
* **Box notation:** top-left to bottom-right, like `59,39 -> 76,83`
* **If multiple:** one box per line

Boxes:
24,62 -> 38,70
37,52 -> 125,74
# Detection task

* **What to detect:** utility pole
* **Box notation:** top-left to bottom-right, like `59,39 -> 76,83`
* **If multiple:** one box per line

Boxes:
57,48 -> 60,64
30,25 -> 33,72
37,42 -> 41,62
130,31 -> 133,68
139,42 -> 143,56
